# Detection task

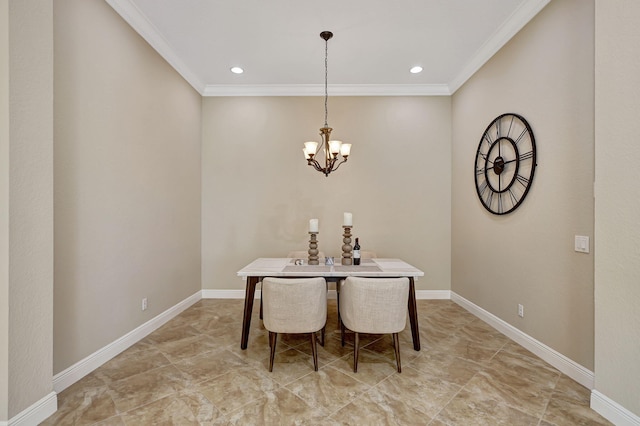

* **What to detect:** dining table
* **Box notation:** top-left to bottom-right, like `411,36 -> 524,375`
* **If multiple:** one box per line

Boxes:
237,257 -> 425,351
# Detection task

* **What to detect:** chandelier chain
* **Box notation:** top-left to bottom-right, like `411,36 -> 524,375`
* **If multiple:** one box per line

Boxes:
324,36 -> 328,127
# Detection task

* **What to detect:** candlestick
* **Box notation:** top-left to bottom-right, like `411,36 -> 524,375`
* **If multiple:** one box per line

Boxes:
308,232 -> 319,265
343,212 -> 352,227
341,226 -> 353,265
309,218 -> 319,233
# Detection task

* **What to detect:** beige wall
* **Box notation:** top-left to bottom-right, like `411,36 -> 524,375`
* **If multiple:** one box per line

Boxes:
202,96 -> 451,291
0,1 -> 9,419
594,0 -> 640,417
1,0 -> 55,419
53,0 -> 202,373
451,0 -> 595,370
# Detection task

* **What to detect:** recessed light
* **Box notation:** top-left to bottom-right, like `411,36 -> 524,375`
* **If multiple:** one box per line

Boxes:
230,66 -> 244,74
410,66 -> 423,74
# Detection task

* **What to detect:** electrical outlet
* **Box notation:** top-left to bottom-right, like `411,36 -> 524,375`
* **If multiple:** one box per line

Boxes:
518,304 -> 524,318
142,298 -> 148,311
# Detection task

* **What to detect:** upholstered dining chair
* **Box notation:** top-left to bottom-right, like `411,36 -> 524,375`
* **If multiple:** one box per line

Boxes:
259,251 -> 326,320
336,251 -> 376,325
262,277 -> 327,372
339,276 -> 409,373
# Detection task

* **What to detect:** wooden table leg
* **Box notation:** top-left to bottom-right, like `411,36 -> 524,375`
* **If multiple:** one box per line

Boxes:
408,277 -> 421,351
241,276 -> 259,350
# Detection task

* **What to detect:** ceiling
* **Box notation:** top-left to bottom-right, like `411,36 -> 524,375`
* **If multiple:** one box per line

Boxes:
106,0 -> 550,96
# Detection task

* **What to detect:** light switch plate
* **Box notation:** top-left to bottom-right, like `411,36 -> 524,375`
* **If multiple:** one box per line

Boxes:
575,236 -> 590,253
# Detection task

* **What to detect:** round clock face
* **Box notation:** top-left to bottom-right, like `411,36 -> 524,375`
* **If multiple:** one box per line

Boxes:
474,113 -> 537,215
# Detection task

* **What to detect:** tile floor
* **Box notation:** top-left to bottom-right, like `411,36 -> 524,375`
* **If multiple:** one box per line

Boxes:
42,299 -> 612,425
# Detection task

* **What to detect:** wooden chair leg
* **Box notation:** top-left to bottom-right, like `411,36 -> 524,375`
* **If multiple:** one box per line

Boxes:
336,281 -> 341,328
310,332 -> 319,371
392,333 -> 402,373
268,332 -> 277,372
340,320 -> 346,347
319,325 -> 326,347
353,332 -> 360,373
259,279 -> 263,320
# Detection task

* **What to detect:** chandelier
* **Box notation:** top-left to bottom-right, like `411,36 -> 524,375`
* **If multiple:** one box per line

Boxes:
302,31 -> 351,177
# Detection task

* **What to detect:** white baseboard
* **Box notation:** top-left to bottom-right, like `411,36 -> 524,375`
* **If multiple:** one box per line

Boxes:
5,391 -> 56,426
52,291 -> 201,393
451,292 -> 594,389
591,390 -> 640,426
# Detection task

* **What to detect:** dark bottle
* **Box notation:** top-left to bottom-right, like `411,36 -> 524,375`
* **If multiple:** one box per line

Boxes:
353,237 -> 361,265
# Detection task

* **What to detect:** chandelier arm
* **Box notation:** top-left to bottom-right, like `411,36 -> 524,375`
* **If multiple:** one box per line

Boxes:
330,158 -> 348,172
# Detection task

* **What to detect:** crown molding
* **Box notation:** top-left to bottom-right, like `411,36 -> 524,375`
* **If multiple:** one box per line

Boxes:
107,0 -> 548,97
202,83 -> 451,97
105,0 -> 205,93
448,0 -> 551,94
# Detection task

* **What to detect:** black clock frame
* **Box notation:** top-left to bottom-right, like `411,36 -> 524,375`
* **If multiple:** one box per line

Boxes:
474,113 -> 537,215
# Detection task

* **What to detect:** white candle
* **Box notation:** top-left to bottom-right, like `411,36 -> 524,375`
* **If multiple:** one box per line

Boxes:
343,212 -> 353,227
309,218 -> 319,233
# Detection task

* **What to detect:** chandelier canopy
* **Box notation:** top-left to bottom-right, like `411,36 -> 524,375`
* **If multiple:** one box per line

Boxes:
302,31 -> 351,177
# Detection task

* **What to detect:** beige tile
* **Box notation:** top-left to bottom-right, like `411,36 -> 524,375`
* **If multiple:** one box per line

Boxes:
195,366 -> 279,416
156,333 -> 220,363
120,393 -> 199,425
435,387 -> 540,426
107,364 -> 189,413
434,334 -> 502,364
142,322 -> 202,345
460,368 -> 554,418
331,387 -> 432,425
259,347 -> 323,386
487,347 -> 560,388
46,299 -> 603,426
543,397 -> 613,426
328,348 -> 400,386
542,375 -> 613,426
92,416 -> 126,425
223,387 -> 326,425
173,348 -> 248,384
295,333 -> 360,367
41,384 -> 116,426
285,365 -> 370,415
408,349 -> 483,386
455,319 -> 510,348
374,366 -> 462,418
93,347 -> 171,383
201,322 -> 245,349
176,388 -> 226,424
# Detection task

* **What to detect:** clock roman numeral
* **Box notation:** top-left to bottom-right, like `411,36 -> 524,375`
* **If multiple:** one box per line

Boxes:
508,188 -> 519,205
514,128 -> 528,146
485,190 -> 494,208
506,115 -> 515,138
516,174 -> 530,187
519,150 -> 534,161
478,180 -> 488,197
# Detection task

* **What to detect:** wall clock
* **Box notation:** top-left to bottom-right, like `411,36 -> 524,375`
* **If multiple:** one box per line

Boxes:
474,113 -> 537,215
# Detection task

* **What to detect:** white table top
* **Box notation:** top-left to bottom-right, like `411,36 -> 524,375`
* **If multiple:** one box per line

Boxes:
237,258 -> 424,278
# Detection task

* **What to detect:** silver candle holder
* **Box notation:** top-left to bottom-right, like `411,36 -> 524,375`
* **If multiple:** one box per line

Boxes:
308,232 -> 319,265
341,226 -> 353,265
